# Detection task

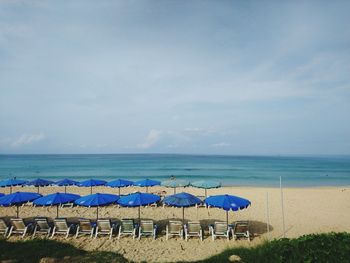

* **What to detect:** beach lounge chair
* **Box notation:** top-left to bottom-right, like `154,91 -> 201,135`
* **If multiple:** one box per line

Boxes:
209,221 -> 231,241
0,219 -> 9,237
75,218 -> 95,238
32,218 -> 52,238
8,218 -> 33,238
233,220 -> 251,241
51,218 -> 74,238
118,219 -> 137,239
138,220 -> 157,240
166,220 -> 183,240
95,219 -> 117,239
184,221 -> 203,241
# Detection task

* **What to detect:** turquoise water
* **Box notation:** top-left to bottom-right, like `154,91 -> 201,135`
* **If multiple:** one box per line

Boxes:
0,154 -> 350,187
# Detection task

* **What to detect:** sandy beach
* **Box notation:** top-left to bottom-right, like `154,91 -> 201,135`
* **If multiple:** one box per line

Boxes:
1,185 -> 350,262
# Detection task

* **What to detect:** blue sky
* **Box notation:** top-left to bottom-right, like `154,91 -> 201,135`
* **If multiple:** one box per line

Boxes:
0,0 -> 349,155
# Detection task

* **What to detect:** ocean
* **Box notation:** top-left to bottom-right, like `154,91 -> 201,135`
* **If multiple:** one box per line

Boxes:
0,154 -> 350,187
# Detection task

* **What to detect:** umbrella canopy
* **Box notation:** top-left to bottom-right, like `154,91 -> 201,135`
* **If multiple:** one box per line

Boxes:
0,193 -> 4,197
106,179 -> 134,195
134,179 -> 161,193
0,191 -> 42,217
163,192 -> 202,222
191,180 -> 221,197
118,192 -> 160,221
55,179 -> 79,193
0,179 -> 27,194
205,194 -> 251,225
27,178 -> 54,193
33,192 -> 80,217
74,193 -> 119,219
162,180 -> 190,194
78,179 -> 107,194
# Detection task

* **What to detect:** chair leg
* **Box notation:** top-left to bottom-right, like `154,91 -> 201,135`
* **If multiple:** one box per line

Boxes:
95,227 -> 98,239
32,226 -> 37,238
22,228 -> 27,238
8,226 -> 13,238
51,227 -> 56,238
109,229 -> 112,240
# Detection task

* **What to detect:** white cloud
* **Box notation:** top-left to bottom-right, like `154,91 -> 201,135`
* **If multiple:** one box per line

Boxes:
137,129 -> 162,149
11,132 -> 45,148
211,142 -> 231,147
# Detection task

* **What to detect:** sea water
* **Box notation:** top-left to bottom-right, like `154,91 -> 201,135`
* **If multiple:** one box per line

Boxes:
0,154 -> 350,187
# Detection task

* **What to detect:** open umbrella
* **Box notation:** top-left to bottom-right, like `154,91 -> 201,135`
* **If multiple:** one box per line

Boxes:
74,193 -> 119,219
107,179 -> 134,195
0,191 -> 42,217
33,192 -> 80,217
55,179 -> 79,193
79,179 -> 107,194
0,178 -> 27,194
163,192 -> 202,223
118,192 -> 160,222
204,194 -> 251,225
191,180 -> 221,198
135,179 -> 160,193
0,193 -> 4,198
27,178 -> 54,193
162,180 -> 190,194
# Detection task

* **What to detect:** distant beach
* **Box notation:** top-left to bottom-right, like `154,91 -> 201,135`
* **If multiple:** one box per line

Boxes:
1,154 -> 350,187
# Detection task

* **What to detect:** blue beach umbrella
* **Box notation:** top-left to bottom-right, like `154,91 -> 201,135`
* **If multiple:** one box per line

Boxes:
205,194 -> 251,225
27,178 -> 54,193
55,179 -> 79,193
79,179 -> 107,194
191,180 -> 221,198
135,179 -> 161,193
0,193 -> 4,198
163,192 -> 202,222
75,193 -> 119,219
0,191 -> 42,217
34,192 -> 80,217
162,180 -> 190,194
0,178 -> 27,194
118,192 -> 160,222
107,179 -> 134,195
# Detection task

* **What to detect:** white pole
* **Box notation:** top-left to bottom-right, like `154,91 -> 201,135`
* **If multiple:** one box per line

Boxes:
266,191 -> 270,239
280,176 -> 286,238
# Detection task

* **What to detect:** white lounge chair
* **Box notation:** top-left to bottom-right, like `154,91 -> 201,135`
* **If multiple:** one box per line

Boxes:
32,218 -> 52,238
8,218 -> 33,238
0,219 -> 9,237
118,219 -> 137,239
75,218 -> 95,238
233,220 -> 251,241
95,219 -> 117,239
138,220 -> 157,240
185,221 -> 203,241
166,220 -> 183,240
51,218 -> 74,238
209,221 -> 231,241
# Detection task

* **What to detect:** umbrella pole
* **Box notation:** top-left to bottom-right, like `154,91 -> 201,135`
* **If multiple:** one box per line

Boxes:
91,186 -> 93,195
97,206 -> 99,220
56,205 -> 59,218
205,189 -> 207,198
182,207 -> 185,224
65,186 -> 67,194
226,210 -> 228,226
146,186 -> 148,193
119,187 -> 120,196
10,186 -> 12,194
37,186 -> 40,193
16,205 -> 19,218
138,206 -> 141,223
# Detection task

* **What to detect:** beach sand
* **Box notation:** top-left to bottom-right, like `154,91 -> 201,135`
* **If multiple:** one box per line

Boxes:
1,185 -> 350,262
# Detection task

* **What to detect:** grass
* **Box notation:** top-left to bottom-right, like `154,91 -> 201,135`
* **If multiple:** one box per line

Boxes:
189,232 -> 350,263
0,233 -> 349,263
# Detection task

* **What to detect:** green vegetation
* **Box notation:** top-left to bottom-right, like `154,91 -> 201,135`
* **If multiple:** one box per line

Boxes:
192,232 -> 350,263
0,233 -> 349,263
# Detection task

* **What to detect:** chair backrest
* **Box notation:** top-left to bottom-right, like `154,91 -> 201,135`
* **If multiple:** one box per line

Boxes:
97,219 -> 111,231
121,219 -> 134,232
140,220 -> 153,232
79,219 -> 92,231
214,222 -> 228,234
35,218 -> 50,230
187,221 -> 201,233
235,221 -> 249,233
169,220 -> 183,233
11,218 -> 26,230
54,219 -> 69,230
0,219 -> 8,230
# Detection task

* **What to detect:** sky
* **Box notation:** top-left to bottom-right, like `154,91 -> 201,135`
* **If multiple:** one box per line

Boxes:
0,0 -> 350,155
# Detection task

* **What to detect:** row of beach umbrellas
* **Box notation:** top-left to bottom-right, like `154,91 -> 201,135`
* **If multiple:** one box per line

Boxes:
0,191 -> 251,225
0,178 -> 221,196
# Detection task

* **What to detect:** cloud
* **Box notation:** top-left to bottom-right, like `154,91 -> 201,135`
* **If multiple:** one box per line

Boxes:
211,142 -> 231,147
137,129 -> 162,149
11,132 -> 45,148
